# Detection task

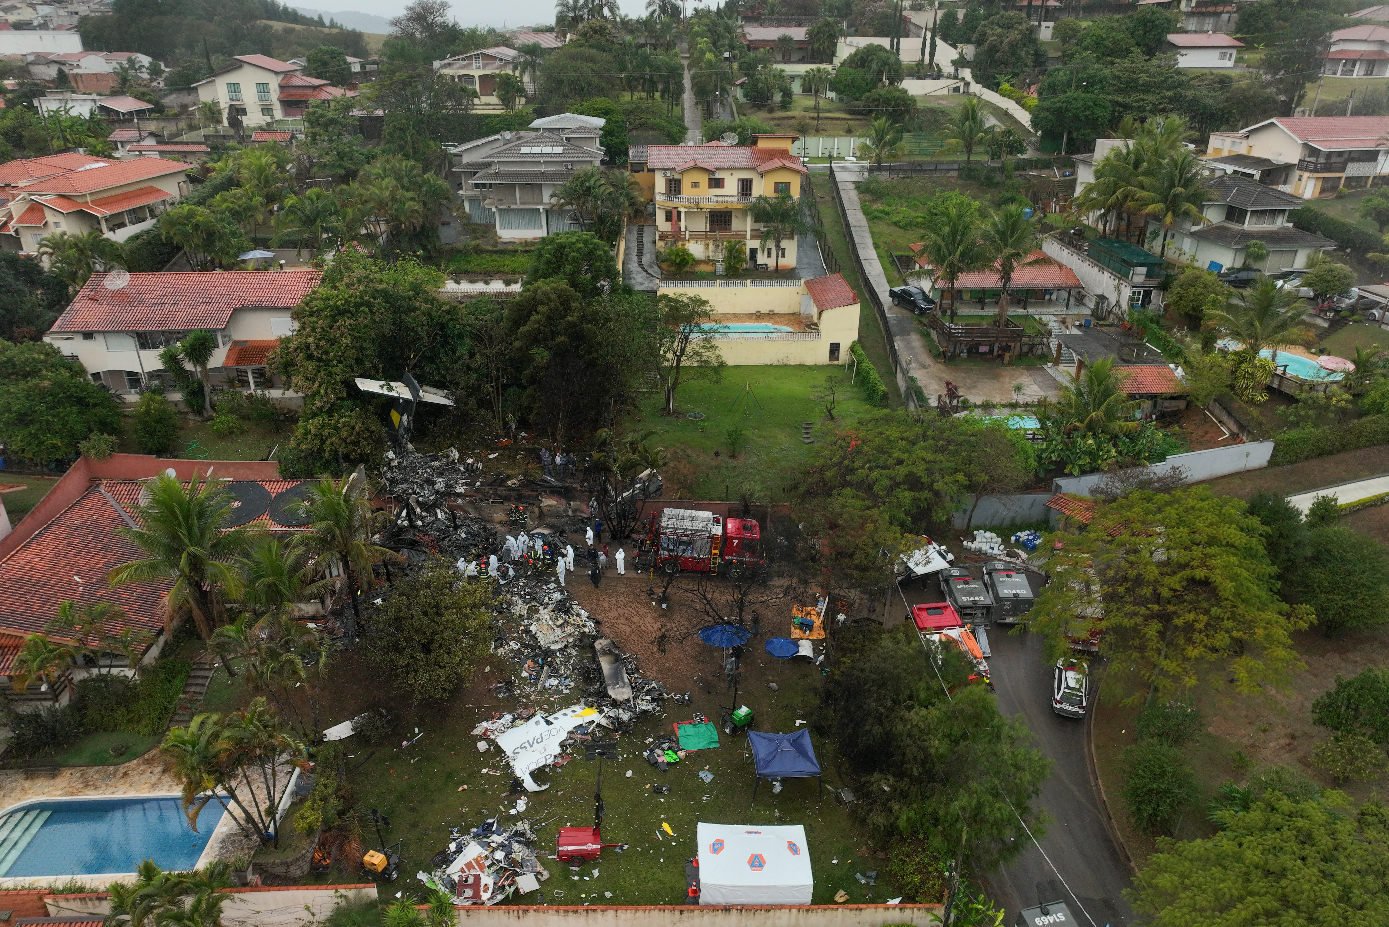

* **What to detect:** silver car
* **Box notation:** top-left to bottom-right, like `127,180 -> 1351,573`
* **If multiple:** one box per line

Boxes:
1052,659 -> 1090,719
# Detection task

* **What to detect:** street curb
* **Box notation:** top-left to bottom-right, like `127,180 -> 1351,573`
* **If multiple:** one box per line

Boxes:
1085,673 -> 1138,877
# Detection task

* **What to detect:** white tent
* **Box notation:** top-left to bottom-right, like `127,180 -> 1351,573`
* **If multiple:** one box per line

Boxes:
697,823 -> 812,905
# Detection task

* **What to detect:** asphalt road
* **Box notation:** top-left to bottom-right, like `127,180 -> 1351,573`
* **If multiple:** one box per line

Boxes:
984,626 -> 1135,927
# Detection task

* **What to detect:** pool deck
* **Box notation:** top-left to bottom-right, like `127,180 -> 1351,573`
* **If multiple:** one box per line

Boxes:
711,311 -> 814,331
0,751 -> 261,887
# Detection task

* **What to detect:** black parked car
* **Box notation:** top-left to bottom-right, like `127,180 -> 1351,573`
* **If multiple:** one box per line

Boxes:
889,285 -> 936,314
1216,269 -> 1260,289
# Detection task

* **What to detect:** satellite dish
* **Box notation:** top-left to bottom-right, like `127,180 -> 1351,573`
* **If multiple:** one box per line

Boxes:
104,267 -> 130,290
720,132 -> 738,145
165,468 -> 177,478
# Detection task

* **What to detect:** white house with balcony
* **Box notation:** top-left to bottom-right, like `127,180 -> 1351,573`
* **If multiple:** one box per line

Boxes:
445,113 -> 605,240
435,46 -> 524,111
1324,23 -> 1389,77
1206,116 -> 1389,198
193,54 -> 354,128
0,153 -> 189,253
42,270 -> 322,399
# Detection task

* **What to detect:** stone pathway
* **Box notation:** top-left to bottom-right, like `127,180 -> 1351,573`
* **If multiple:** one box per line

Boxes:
1287,473 -> 1389,513
623,222 -> 660,291
680,45 -> 702,144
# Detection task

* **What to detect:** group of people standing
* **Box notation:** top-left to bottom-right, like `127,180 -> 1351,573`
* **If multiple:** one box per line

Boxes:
456,516 -> 627,590
538,448 -> 578,481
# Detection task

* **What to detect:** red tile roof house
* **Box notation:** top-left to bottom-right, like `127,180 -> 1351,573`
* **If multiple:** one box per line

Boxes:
192,54 -> 356,129
0,455 -> 302,710
0,154 -> 191,253
41,269 -> 321,401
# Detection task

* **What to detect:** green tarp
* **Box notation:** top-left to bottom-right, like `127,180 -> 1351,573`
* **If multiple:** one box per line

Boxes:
675,721 -> 720,751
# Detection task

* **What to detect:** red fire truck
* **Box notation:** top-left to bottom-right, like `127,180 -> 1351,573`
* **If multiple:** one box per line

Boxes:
636,507 -> 763,576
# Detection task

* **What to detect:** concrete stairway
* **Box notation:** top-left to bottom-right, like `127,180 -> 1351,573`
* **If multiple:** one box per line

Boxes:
168,655 -> 216,730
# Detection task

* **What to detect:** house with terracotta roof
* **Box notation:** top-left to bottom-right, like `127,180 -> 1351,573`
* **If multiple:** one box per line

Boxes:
24,49 -> 161,85
42,269 -> 321,398
1165,32 -> 1243,68
638,135 -> 808,268
740,25 -> 811,61
655,272 -> 860,365
1207,116 -> 1389,198
1325,23 -> 1389,77
0,455 -> 307,708
0,154 -> 191,253
193,54 -> 355,128
912,248 -> 1083,308
445,113 -> 606,240
434,46 -> 526,110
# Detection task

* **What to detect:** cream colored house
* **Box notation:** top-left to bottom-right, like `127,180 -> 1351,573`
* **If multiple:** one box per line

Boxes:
641,135 -> 808,269
654,273 -> 860,366
193,54 -> 352,127
0,153 -> 190,252
435,46 -> 522,111
1207,116 -> 1389,198
43,270 -> 322,399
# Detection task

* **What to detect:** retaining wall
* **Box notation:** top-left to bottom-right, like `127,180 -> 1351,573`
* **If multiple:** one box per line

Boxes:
44,885 -> 379,927
951,493 -> 1054,528
1051,441 -> 1276,496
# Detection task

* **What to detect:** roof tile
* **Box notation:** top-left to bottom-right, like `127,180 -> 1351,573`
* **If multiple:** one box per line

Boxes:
805,273 -> 857,311
646,142 -> 808,175
233,53 -> 301,72
1045,494 -> 1096,524
22,158 -> 187,196
1115,364 -> 1185,395
223,339 -> 279,366
935,251 -> 1082,289
251,130 -> 293,142
49,270 -> 321,333
0,153 -> 110,188
98,94 -> 156,113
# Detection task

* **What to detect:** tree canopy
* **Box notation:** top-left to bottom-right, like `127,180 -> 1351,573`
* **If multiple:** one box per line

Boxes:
0,340 -> 122,464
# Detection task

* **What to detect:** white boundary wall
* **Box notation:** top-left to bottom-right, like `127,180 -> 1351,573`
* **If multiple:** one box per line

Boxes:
1052,441 -> 1276,496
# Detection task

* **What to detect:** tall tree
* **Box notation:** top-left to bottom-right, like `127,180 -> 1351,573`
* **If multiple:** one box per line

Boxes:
551,167 -> 644,244
0,250 -> 67,342
523,230 -> 622,298
942,96 -> 989,164
803,66 -> 832,132
916,195 -> 983,323
1051,356 -> 1140,438
1027,488 -> 1312,703
748,192 -> 809,272
296,474 -> 395,637
1207,276 -> 1309,364
1134,148 -> 1209,258
108,474 -> 252,640
655,292 -> 726,415
38,230 -> 125,295
0,339 -> 122,464
978,202 -> 1040,326
859,116 -> 904,167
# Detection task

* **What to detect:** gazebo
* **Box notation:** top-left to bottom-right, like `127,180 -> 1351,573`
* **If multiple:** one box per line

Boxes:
748,730 -> 822,802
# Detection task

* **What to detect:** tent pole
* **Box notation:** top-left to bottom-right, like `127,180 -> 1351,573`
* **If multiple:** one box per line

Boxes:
752,776 -> 759,804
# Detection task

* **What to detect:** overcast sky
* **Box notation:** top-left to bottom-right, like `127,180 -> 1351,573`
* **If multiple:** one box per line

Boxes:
321,0 -> 654,31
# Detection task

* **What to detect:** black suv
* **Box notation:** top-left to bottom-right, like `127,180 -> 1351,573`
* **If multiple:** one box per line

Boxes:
889,285 -> 936,314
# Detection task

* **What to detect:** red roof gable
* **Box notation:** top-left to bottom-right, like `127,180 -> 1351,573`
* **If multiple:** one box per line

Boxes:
940,251 -> 1082,290
805,273 -> 858,311
0,486 -> 172,653
0,153 -> 110,188
50,270 -> 321,333
280,72 -> 330,87
1045,493 -> 1097,524
70,72 -> 118,93
1115,364 -> 1185,395
233,53 -> 300,73
0,633 -> 22,676
1272,116 -> 1389,145
107,127 -> 149,142
12,202 -> 47,226
98,95 -> 156,113
251,130 -> 293,142
23,158 -> 187,195
224,339 -> 279,366
646,142 -> 808,175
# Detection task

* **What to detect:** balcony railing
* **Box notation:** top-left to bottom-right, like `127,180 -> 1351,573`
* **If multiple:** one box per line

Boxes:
656,193 -> 755,205
658,229 -> 751,241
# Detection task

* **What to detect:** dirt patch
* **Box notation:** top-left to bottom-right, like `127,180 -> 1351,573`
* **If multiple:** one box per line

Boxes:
1344,502 -> 1389,548
1170,406 -> 1231,452
1199,445 -> 1389,499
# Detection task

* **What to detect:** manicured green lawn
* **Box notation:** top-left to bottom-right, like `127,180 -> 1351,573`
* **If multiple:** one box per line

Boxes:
52,731 -> 162,767
173,418 -> 295,462
0,473 -> 62,524
1321,322 -> 1388,358
630,366 -> 880,501
1306,187 -> 1383,235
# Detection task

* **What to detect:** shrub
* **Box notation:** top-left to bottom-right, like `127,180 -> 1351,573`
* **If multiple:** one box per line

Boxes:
294,753 -> 341,836
75,660 -> 191,736
1270,413 -> 1389,465
1311,732 -> 1385,784
1207,781 -> 1252,825
886,837 -> 948,903
444,250 -> 533,276
209,412 -> 246,437
1291,207 -> 1389,268
3,704 -> 84,759
660,244 -> 697,275
1247,764 -> 1320,803
849,341 -> 888,405
1291,525 -> 1389,636
722,239 -> 747,277
1312,668 -> 1389,743
1123,742 -> 1197,834
132,393 -> 180,456
1136,702 -> 1203,747
79,433 -> 118,460
724,425 -> 748,458
218,390 -> 282,425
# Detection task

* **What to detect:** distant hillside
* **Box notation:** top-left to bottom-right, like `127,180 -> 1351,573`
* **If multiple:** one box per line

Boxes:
293,6 -> 393,34
261,19 -> 386,55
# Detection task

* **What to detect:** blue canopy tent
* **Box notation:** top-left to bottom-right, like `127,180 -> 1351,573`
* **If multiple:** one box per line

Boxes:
748,730 -> 822,803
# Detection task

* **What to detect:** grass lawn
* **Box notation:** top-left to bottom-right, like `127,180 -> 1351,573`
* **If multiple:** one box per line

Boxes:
857,174 -> 1009,287
53,731 -> 162,767
1321,322 -> 1388,358
1199,445 -> 1389,499
1300,75 -> 1389,113
745,96 -> 864,137
630,367 -> 879,501
1305,187 -> 1383,235
0,473 -> 62,524
173,418 -> 295,462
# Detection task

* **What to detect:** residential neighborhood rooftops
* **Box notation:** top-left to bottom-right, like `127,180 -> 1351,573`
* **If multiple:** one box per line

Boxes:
510,30 -> 566,48
1166,32 -> 1244,47
1207,153 -> 1289,172
1351,4 -> 1389,20
0,152 -> 109,188
528,113 -> 605,131
1204,173 -> 1304,209
13,157 -> 187,196
1189,222 -> 1334,250
1115,365 -> 1185,395
805,273 -> 858,312
126,144 -> 211,154
1242,116 -> 1389,148
921,250 -> 1081,289
98,94 -> 155,113
251,130 -> 294,142
1331,23 -> 1389,41
50,270 -> 322,333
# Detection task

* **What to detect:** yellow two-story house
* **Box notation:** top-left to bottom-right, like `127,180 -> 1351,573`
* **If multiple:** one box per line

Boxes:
639,135 -> 808,270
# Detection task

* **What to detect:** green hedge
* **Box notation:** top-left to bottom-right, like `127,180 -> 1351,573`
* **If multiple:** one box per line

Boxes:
443,250 -> 534,276
75,659 -> 191,737
849,341 -> 888,405
1270,413 -> 1389,465
1130,310 -> 1186,362
1291,207 -> 1386,260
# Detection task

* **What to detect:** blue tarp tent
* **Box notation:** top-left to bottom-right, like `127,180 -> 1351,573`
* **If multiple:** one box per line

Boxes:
748,730 -> 822,802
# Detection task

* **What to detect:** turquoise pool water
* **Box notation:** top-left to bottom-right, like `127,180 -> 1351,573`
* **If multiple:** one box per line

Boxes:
702,323 -> 794,335
1216,339 -> 1344,382
0,797 -> 224,877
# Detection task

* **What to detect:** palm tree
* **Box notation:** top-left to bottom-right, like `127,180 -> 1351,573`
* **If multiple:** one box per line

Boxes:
296,475 -> 396,637
238,535 -> 329,620
48,599 -> 142,674
38,230 -> 125,295
979,202 -> 1041,327
1053,356 -> 1140,437
105,859 -> 231,927
176,330 -> 217,420
552,167 -> 643,243
273,188 -> 343,258
10,633 -> 77,693
1207,275 -> 1309,364
513,42 -> 546,93
1133,147 -> 1209,258
942,96 -> 989,164
804,66 -> 832,132
748,192 -> 810,272
860,116 -> 904,167
917,197 -> 984,323
1070,141 -> 1148,239
108,474 -> 251,640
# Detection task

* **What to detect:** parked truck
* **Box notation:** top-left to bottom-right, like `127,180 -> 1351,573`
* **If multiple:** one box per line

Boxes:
983,561 -> 1036,624
939,568 -> 995,625
636,507 -> 763,577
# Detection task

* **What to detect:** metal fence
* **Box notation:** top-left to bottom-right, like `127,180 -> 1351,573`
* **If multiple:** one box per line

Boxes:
800,187 -> 841,277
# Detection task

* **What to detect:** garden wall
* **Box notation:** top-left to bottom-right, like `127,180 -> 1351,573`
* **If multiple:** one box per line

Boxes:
951,493 -> 1054,528
449,904 -> 944,927
1051,441 -> 1275,496
657,280 -> 806,315
44,884 -> 379,927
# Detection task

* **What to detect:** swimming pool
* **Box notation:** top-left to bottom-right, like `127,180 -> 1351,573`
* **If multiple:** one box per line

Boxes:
0,797 -> 225,878
1215,340 -> 1344,382
701,323 -> 794,336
